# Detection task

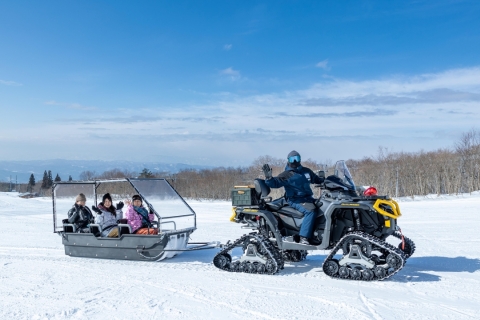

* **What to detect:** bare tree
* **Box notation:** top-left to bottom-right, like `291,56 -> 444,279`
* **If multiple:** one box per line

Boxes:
79,170 -> 96,181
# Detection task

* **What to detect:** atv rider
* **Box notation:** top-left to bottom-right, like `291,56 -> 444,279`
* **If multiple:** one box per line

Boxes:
67,193 -> 94,233
262,150 -> 324,245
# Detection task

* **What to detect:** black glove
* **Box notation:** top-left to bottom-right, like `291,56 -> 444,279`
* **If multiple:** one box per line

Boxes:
91,205 -> 102,214
262,164 -> 273,180
147,203 -> 155,213
116,201 -> 124,210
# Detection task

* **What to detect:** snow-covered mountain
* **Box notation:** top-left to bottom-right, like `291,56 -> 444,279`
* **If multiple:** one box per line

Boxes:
0,160 -> 211,183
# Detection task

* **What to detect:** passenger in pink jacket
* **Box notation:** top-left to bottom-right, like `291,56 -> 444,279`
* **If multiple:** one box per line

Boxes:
124,194 -> 158,235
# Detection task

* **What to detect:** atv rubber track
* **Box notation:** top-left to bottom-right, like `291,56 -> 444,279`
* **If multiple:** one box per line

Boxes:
322,231 -> 407,281
392,231 -> 416,259
213,233 -> 284,274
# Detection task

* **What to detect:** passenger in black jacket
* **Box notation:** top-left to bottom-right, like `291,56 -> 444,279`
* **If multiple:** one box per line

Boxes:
67,193 -> 94,233
263,150 -> 324,245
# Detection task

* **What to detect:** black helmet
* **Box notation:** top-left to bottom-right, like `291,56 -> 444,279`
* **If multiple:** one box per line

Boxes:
287,150 -> 301,168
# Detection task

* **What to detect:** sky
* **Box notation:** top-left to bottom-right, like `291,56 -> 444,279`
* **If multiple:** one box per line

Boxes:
1,0 -> 480,166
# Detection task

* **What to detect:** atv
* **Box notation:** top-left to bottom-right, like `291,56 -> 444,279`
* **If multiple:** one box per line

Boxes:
213,160 -> 415,281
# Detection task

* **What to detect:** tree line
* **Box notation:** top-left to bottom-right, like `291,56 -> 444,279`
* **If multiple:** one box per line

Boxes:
11,129 -> 480,199
23,170 -> 72,194
348,129 -> 480,197
169,129 -> 480,199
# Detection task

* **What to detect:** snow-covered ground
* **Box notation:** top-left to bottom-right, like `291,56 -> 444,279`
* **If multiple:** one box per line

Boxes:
1,192 -> 480,319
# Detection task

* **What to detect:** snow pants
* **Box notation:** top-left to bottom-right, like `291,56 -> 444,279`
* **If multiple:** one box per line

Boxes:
288,201 -> 317,238
135,228 -> 159,235
100,226 -> 119,238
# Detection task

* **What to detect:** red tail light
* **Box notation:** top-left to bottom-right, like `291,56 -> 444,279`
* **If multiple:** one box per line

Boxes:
364,186 -> 378,196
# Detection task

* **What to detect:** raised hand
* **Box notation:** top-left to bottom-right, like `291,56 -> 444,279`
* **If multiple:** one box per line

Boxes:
262,164 -> 273,180
91,205 -> 102,214
116,201 -> 124,210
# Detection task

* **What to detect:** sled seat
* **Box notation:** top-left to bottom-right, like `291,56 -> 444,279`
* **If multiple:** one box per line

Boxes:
63,223 -> 77,233
118,224 -> 132,235
62,219 -> 77,233
89,224 -> 102,237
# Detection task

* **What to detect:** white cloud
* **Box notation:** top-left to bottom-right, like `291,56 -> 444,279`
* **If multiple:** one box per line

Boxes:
44,100 -> 97,111
4,66 -> 480,165
219,67 -> 241,81
0,79 -> 22,86
315,59 -> 329,70
223,44 -> 232,51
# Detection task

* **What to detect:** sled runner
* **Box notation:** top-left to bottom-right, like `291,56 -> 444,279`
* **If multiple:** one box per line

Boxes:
52,178 -> 217,261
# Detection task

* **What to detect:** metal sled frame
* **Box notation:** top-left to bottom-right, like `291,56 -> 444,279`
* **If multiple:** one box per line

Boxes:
52,178 -> 210,261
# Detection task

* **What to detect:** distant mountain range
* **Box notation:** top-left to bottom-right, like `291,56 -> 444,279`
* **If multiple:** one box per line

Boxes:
0,160 -> 210,183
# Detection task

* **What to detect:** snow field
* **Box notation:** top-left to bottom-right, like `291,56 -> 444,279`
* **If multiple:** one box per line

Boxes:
1,192 -> 480,319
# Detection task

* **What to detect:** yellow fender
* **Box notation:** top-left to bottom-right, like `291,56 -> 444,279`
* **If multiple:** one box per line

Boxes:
373,199 -> 402,219
229,207 -> 237,222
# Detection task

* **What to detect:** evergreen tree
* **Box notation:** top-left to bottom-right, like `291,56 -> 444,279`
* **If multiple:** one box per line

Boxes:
54,173 -> 61,182
48,170 -> 53,188
68,175 -> 73,181
139,168 -> 154,178
28,174 -> 35,192
41,170 -> 48,189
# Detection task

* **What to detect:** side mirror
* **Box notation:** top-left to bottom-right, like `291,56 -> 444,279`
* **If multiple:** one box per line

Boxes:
317,170 -> 325,179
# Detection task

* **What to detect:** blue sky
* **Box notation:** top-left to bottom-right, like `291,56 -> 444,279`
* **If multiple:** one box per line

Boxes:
1,0 -> 480,166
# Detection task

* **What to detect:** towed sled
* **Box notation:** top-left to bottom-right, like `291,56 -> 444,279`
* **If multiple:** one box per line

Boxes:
214,160 -> 416,281
52,178 -> 217,261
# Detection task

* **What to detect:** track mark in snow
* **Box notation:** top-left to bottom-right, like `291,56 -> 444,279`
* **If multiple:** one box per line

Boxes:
406,294 -> 477,319
309,295 -> 371,318
135,279 -> 278,320
359,293 -> 382,320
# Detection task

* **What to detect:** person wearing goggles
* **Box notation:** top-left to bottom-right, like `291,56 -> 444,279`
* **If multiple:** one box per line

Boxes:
262,150 -> 325,245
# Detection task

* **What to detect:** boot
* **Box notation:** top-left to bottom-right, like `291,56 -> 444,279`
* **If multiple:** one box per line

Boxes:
300,237 -> 310,245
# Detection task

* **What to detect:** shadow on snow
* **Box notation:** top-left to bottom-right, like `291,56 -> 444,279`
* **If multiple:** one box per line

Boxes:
393,256 -> 480,282
164,249 -> 480,283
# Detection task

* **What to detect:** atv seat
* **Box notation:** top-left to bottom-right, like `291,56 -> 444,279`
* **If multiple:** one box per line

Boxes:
265,198 -> 306,218
254,179 -> 272,203
255,179 -> 306,218
265,198 -> 287,211
277,206 -> 305,219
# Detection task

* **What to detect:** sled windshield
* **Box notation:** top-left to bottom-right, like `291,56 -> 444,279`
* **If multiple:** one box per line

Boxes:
52,178 -> 196,233
129,179 -> 195,232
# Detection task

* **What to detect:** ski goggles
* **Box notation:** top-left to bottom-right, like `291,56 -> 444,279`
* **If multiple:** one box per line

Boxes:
288,155 -> 301,163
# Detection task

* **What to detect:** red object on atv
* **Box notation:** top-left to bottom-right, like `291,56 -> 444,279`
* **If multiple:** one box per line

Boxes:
363,186 -> 378,196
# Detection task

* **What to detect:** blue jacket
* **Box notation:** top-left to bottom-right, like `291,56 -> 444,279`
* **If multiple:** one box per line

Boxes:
265,164 -> 324,203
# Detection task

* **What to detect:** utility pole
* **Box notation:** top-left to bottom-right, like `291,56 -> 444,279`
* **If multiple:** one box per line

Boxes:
395,167 -> 399,198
